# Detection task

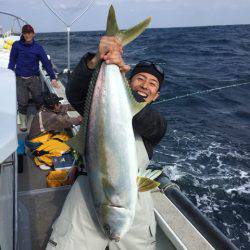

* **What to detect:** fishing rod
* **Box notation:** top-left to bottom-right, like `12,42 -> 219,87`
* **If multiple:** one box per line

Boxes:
42,0 -> 95,74
153,81 -> 250,105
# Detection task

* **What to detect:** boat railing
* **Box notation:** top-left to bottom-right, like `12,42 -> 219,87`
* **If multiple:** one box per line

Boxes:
156,174 -> 238,249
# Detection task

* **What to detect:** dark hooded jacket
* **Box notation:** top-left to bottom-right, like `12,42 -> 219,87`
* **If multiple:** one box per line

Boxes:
8,35 -> 56,80
66,53 -> 167,159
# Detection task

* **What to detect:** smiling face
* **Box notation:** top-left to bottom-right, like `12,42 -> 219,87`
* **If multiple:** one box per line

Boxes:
23,32 -> 35,43
130,72 -> 160,102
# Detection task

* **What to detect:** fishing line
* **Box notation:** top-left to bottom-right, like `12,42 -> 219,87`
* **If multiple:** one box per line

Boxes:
153,81 -> 250,105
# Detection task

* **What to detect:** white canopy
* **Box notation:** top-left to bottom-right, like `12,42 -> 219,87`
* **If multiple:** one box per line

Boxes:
0,68 -> 17,163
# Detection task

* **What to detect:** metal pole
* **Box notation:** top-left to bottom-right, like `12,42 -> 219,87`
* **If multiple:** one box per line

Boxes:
67,26 -> 70,72
42,0 -> 95,79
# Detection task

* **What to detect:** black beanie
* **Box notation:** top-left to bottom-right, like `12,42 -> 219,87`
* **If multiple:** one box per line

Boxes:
129,62 -> 164,87
43,93 -> 63,109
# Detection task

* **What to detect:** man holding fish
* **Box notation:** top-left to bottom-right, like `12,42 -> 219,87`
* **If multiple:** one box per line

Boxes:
47,6 -> 166,250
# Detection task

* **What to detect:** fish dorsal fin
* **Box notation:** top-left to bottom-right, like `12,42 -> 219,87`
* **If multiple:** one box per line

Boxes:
106,5 -> 151,46
137,169 -> 162,192
66,61 -> 103,159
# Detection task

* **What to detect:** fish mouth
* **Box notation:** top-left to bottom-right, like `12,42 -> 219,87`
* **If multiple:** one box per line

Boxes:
103,224 -> 121,242
110,234 -> 121,242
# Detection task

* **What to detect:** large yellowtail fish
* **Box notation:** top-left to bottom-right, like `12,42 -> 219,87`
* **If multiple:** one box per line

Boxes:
68,5 -> 161,241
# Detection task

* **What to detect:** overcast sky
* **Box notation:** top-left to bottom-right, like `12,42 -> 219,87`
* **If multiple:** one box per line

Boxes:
1,0 -> 250,33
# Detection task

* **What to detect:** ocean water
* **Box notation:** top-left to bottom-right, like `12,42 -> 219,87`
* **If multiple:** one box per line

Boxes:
37,25 -> 250,249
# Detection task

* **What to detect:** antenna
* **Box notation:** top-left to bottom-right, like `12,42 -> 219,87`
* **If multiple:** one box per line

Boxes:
42,0 -> 95,73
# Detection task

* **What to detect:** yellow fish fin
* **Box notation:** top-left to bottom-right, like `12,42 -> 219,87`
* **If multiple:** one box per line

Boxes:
137,176 -> 160,192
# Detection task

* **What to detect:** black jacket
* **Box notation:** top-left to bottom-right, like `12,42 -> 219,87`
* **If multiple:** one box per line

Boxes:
66,53 -> 167,159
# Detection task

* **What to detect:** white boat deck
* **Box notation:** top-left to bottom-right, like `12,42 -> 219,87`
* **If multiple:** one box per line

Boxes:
0,35 -> 19,68
0,47 -> 11,68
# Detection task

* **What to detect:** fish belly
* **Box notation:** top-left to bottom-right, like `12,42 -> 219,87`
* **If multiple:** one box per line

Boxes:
86,63 -> 138,233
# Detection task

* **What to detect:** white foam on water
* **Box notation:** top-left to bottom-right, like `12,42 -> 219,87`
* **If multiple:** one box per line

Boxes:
163,164 -> 184,181
243,221 -> 250,242
226,182 -> 250,195
154,149 -> 179,159
239,170 -> 249,179
194,193 -> 221,213
225,150 -> 250,160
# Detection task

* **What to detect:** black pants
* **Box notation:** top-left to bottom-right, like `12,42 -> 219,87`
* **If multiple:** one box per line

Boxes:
16,76 -> 43,114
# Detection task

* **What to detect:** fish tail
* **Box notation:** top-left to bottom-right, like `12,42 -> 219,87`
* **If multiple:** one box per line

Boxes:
106,5 -> 151,46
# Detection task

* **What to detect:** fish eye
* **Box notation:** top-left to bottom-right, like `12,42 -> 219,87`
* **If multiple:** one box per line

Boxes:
103,224 -> 111,235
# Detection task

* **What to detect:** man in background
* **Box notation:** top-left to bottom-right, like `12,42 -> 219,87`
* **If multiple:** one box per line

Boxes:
26,93 -> 83,170
8,24 -> 59,132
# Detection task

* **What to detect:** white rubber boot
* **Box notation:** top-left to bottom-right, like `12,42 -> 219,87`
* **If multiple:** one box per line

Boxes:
19,113 -> 27,132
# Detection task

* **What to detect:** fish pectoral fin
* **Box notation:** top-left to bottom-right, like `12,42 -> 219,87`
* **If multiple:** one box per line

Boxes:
138,168 -> 163,180
106,5 -> 151,46
137,176 -> 160,192
137,169 -> 162,192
